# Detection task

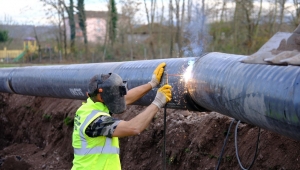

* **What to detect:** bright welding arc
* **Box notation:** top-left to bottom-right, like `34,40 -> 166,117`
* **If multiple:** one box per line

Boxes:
183,60 -> 195,83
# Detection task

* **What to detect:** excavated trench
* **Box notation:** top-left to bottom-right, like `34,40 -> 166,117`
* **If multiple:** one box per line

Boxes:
1,93 -> 300,170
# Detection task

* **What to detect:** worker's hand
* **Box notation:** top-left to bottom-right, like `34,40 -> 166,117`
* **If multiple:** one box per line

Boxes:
148,62 -> 166,88
152,84 -> 172,108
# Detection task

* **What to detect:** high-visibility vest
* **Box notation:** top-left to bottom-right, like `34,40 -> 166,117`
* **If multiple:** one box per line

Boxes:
72,98 -> 121,170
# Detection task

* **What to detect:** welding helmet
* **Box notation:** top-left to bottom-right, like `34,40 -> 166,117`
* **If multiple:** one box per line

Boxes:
88,73 -> 127,114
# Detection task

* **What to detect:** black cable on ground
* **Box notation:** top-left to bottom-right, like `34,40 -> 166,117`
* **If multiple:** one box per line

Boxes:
163,105 -> 167,170
215,119 -> 236,170
235,120 -> 261,170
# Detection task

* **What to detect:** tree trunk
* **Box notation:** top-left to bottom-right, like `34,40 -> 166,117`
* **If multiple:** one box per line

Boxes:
181,0 -> 185,28
278,0 -> 287,31
175,0 -> 182,57
187,0 -> 192,23
159,0 -> 164,58
169,0 -> 174,58
103,14 -> 109,62
108,0 -> 118,48
143,0 -> 156,59
63,0 -> 76,53
57,0 -> 62,56
40,0 -> 68,60
61,4 -> 67,59
268,0 -> 278,36
220,0 -> 226,22
77,0 -> 88,53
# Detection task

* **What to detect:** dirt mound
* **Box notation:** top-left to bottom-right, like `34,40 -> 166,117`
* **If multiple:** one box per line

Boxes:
0,93 -> 300,170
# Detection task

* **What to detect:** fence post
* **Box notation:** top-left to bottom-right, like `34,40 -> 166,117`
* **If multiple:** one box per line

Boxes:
39,51 -> 41,63
59,50 -> 62,63
50,48 -> 52,63
175,43 -> 179,58
144,47 -> 147,60
4,47 -> 7,62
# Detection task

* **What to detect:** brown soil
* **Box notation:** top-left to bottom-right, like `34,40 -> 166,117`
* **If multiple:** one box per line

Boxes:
1,93 -> 300,170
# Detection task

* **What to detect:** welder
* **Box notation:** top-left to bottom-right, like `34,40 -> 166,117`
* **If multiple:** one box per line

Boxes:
72,62 -> 172,170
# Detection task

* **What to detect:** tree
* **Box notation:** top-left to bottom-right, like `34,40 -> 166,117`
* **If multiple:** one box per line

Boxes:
158,0 -> 165,52
143,0 -> 157,59
0,15 -> 16,25
266,0 -> 278,36
120,0 -> 142,60
77,0 -> 88,46
169,0 -> 174,58
187,0 -> 192,23
40,0 -> 67,59
108,0 -> 118,47
63,0 -> 76,52
277,0 -> 287,31
233,0 -> 262,54
175,0 -> 182,57
60,1 -> 68,59
0,30 -> 9,43
291,0 -> 300,27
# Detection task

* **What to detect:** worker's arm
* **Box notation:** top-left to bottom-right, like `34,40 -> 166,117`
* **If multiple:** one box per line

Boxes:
113,84 -> 172,137
125,83 -> 152,105
113,104 -> 158,137
125,62 -> 166,105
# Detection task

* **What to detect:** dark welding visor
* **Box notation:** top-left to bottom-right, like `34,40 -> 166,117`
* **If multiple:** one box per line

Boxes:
119,81 -> 127,97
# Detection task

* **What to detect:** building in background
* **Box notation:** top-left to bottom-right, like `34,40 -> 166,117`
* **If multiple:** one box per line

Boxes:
0,25 -> 58,62
64,11 -> 128,44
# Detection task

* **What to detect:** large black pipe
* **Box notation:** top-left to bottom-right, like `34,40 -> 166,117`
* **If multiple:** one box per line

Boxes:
0,58 -> 203,111
189,52 -> 300,140
0,53 -> 299,140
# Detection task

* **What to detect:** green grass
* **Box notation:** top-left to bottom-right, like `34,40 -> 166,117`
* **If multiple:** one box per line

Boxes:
42,114 -> 52,121
63,116 -> 74,126
0,63 -> 57,68
0,63 -> 21,67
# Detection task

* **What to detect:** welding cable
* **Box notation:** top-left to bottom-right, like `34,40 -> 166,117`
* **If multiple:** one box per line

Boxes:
215,118 -> 236,170
235,120 -> 261,170
163,105 -> 167,170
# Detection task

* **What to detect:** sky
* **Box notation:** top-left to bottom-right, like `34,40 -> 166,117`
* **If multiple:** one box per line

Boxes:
0,0 -> 175,25
0,0 -> 295,26
1,0 -> 196,25
0,0 -> 111,25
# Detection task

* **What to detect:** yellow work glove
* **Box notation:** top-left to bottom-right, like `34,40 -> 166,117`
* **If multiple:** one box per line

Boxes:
152,84 -> 172,108
148,62 -> 166,88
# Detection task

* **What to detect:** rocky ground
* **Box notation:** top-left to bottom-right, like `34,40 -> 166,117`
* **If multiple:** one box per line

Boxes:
1,93 -> 300,170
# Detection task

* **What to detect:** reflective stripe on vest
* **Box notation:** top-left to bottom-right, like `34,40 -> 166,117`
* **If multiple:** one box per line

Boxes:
74,110 -> 120,155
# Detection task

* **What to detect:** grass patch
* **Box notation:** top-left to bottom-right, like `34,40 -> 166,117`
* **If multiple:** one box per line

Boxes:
42,114 -> 51,121
225,155 -> 233,162
0,64 -> 21,67
63,116 -> 74,126
0,63 -> 52,68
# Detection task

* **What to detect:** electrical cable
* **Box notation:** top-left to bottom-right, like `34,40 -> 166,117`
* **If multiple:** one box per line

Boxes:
215,118 -> 236,170
235,120 -> 261,170
162,70 -> 168,170
163,105 -> 167,170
